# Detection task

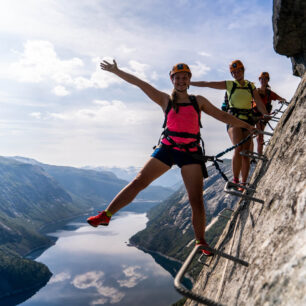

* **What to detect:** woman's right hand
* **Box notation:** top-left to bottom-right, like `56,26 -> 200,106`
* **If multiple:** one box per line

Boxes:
100,59 -> 118,73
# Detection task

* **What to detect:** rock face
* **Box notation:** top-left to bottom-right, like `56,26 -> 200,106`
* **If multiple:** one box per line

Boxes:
273,0 -> 306,76
184,75 -> 305,305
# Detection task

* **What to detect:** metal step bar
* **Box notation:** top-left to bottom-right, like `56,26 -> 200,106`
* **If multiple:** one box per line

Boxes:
257,129 -> 273,137
218,208 -> 234,219
174,244 -> 249,305
224,182 -> 264,204
240,150 -> 267,161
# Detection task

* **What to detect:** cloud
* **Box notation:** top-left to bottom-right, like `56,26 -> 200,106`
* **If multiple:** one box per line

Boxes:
49,272 -> 71,284
48,99 -> 144,126
190,61 -> 211,78
29,112 -> 42,119
53,85 -> 70,96
198,51 -> 211,57
9,40 -> 83,83
117,265 -> 147,288
71,271 -> 125,305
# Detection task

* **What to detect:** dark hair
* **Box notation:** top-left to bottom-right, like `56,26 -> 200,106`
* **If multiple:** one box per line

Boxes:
170,89 -> 179,113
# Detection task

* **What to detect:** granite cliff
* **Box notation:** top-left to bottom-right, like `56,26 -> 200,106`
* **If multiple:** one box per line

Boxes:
273,0 -> 306,77
183,2 -> 305,303
184,69 -> 305,306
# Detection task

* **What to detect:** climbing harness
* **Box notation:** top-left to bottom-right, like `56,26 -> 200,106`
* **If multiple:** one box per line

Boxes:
221,81 -> 254,113
155,95 -> 209,177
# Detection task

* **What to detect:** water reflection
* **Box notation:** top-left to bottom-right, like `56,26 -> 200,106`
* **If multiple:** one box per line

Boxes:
20,212 -> 181,306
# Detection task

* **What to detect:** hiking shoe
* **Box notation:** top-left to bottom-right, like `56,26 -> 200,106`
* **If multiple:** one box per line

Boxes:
87,211 -> 111,227
228,180 -> 240,191
237,183 -> 246,192
196,239 -> 213,256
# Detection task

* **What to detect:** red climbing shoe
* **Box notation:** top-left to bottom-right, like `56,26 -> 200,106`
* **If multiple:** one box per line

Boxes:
87,211 -> 111,227
196,239 -> 213,256
237,182 -> 246,192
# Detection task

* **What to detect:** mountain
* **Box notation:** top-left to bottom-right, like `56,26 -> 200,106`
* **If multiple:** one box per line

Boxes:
12,157 -> 173,205
130,159 -> 243,263
0,156 -> 173,303
83,165 -> 182,189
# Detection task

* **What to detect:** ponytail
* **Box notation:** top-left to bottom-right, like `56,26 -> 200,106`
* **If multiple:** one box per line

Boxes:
170,89 -> 179,113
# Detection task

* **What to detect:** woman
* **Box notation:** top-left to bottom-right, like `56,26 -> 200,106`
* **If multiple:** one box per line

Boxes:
190,60 -> 267,189
87,60 -> 256,255
253,72 -> 285,155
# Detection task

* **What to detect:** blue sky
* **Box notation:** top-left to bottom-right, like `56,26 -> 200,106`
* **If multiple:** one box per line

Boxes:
0,0 -> 300,167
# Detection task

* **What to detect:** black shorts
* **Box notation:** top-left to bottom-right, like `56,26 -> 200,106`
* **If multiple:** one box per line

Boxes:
151,144 -> 208,177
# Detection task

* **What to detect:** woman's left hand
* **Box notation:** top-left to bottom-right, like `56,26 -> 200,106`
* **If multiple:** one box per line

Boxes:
100,59 -> 118,73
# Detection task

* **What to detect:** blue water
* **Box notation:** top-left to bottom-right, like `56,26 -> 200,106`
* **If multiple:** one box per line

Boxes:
20,212 -> 182,306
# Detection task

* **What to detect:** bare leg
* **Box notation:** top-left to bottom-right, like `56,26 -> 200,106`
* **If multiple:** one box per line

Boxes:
227,126 -> 245,180
256,121 -> 265,155
240,130 -> 252,183
106,157 -> 170,215
181,164 -> 205,241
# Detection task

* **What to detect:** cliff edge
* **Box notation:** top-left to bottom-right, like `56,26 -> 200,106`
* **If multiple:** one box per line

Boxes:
184,73 -> 305,306
184,2 -> 305,303
273,0 -> 306,76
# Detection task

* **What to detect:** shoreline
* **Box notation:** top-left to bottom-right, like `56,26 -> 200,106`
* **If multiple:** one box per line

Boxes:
129,241 -> 195,284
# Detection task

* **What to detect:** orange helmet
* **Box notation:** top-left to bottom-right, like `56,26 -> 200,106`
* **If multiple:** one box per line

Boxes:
259,72 -> 270,81
229,60 -> 244,72
170,63 -> 192,78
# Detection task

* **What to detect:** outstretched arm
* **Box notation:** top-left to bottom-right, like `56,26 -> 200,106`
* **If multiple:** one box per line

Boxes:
190,81 -> 227,90
101,60 -> 169,110
197,95 -> 256,132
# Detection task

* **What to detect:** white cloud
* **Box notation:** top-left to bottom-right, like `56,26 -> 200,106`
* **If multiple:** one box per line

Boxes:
9,40 -> 83,83
49,272 -> 71,284
117,265 -> 147,288
29,112 -> 42,119
71,271 -> 125,305
53,85 -> 70,96
48,99 -> 143,126
190,61 -> 211,78
198,51 -> 211,57
118,45 -> 136,54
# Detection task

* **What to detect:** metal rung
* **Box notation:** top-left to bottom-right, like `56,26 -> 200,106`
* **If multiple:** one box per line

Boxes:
174,245 -> 248,305
199,245 -> 249,266
224,182 -> 264,204
257,130 -> 273,136
198,254 -> 211,265
218,208 -> 234,219
226,181 -> 256,192
240,150 -> 267,161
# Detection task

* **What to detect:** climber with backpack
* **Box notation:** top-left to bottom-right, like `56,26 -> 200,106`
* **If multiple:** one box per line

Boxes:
190,60 -> 268,191
252,72 -> 285,155
87,60 -> 256,256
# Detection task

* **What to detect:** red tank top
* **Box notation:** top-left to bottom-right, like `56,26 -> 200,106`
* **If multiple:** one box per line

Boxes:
161,103 -> 201,152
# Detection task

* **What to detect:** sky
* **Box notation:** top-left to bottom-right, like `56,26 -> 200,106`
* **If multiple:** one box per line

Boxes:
0,0 -> 301,168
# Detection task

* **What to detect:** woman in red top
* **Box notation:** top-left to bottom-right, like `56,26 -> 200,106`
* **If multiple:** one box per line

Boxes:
254,72 -> 285,155
87,60 -> 256,255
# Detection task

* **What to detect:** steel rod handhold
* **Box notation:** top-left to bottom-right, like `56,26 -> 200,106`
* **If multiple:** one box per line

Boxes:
256,130 -> 273,136
174,244 -> 248,305
240,150 -> 267,161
